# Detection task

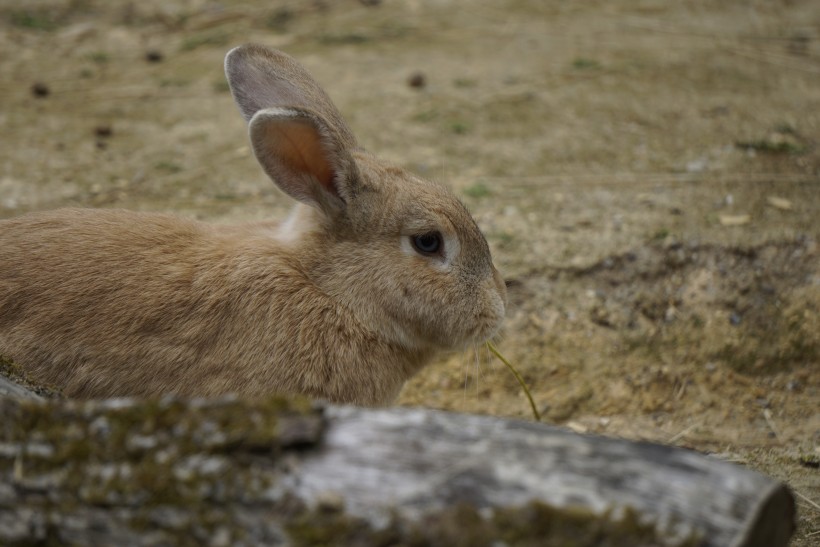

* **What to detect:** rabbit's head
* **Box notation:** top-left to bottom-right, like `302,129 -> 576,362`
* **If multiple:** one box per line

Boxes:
225,44 -> 506,353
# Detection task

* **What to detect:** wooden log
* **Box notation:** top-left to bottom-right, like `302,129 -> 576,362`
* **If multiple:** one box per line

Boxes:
0,373 -> 794,546
301,406 -> 795,547
0,375 -> 41,400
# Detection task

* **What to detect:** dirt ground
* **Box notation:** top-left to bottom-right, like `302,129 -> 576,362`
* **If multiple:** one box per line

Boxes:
1,0 -> 818,543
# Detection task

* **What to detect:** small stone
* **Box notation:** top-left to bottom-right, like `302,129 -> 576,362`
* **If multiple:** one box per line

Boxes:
719,214 -> 750,227
766,196 -> 793,210
31,82 -> 50,98
729,312 -> 742,326
407,72 -> 426,89
145,50 -> 164,63
685,158 -> 707,173
94,125 -> 113,138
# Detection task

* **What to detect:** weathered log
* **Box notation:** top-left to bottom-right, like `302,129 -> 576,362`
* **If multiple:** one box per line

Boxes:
0,373 -> 794,547
0,375 -> 41,400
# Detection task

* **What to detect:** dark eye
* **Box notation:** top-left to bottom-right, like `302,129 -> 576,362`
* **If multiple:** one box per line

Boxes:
411,232 -> 443,256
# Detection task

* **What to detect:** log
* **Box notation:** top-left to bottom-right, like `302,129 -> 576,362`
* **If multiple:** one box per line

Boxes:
0,373 -> 794,547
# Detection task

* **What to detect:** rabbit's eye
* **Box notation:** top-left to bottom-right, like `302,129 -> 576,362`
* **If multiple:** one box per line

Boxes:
411,232 -> 443,256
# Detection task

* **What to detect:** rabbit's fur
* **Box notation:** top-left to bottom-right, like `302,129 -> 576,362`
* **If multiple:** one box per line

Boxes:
0,44 -> 506,405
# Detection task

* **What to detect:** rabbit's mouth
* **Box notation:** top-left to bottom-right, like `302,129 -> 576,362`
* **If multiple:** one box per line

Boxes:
427,307 -> 506,352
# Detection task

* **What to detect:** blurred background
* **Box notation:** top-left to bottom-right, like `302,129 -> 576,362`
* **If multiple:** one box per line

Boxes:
1,1 -> 818,542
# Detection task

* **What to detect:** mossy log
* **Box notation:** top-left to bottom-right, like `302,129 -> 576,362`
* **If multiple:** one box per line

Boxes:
0,374 -> 794,547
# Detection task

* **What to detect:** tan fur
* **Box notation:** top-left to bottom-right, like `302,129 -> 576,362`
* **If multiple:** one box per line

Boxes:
0,44 -> 506,405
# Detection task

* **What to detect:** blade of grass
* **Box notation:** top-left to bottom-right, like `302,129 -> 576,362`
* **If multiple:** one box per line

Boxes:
487,341 -> 540,422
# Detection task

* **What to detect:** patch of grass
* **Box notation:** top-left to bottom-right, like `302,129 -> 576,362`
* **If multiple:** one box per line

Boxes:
450,120 -> 470,135
412,109 -> 438,123
493,231 -> 515,246
318,33 -> 370,46
154,161 -> 183,174
773,122 -> 798,135
736,126 -> 806,155
180,31 -> 229,52
8,10 -> 59,31
265,8 -> 294,32
572,57 -> 601,70
454,78 -> 477,88
464,182 -> 491,198
317,23 -> 412,46
88,51 -> 110,64
735,138 -> 805,155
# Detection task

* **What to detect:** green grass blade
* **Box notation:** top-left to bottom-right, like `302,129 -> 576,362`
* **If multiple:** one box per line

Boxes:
486,341 -> 540,422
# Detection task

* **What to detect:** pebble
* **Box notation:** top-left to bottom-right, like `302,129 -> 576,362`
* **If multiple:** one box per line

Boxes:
95,125 -> 113,138
766,196 -> 792,210
145,50 -> 164,63
31,82 -> 50,98
719,214 -> 751,227
407,71 -> 426,89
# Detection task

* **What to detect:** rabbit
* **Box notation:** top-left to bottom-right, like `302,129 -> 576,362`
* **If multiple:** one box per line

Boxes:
0,43 -> 507,406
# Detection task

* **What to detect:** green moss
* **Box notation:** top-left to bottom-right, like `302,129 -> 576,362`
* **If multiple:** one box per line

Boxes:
286,500 -> 701,547
0,355 -> 62,398
1,394 -> 703,545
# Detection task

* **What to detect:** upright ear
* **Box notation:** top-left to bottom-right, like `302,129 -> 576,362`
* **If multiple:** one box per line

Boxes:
225,44 -> 361,212
248,107 -> 359,211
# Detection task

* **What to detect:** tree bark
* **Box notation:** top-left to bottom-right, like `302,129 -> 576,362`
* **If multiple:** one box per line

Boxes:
0,373 -> 794,547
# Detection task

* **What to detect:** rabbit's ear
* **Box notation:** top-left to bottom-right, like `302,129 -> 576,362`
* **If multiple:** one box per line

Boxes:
225,44 -> 361,212
248,107 -> 359,212
224,44 -> 356,149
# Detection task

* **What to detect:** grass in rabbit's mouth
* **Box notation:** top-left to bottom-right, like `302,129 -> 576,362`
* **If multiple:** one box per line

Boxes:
486,341 -> 540,422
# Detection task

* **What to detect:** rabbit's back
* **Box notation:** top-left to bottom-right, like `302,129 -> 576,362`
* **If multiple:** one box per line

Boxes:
0,208 -> 427,403
0,209 -> 230,393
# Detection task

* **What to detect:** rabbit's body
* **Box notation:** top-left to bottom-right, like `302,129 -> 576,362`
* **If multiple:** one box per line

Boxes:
0,45 -> 505,404
0,207 -> 432,403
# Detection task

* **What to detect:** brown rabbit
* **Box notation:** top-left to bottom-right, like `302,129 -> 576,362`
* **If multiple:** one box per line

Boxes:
0,44 -> 506,405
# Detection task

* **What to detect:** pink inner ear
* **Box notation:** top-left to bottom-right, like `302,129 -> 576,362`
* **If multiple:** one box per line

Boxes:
267,120 -> 337,196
